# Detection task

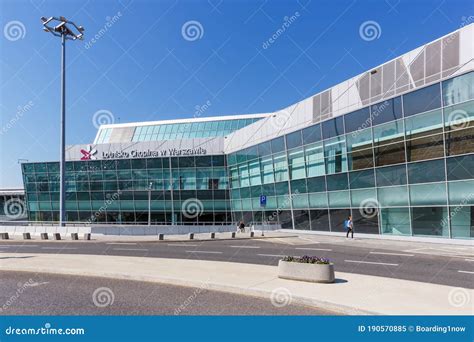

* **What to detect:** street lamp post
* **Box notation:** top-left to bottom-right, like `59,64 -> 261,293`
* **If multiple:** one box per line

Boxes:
148,182 -> 153,226
41,16 -> 84,228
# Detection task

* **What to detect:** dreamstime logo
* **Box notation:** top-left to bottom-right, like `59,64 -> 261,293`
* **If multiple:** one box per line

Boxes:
0,100 -> 34,136
194,100 -> 212,118
3,198 -> 26,219
448,287 -> 471,308
92,287 -> 115,308
359,198 -> 379,219
4,20 -> 26,41
271,110 -> 291,130
0,278 -> 35,312
262,11 -> 300,49
270,287 -> 292,307
447,109 -> 470,130
181,198 -> 203,219
174,282 -> 210,315
92,109 -> 115,128
84,12 -> 123,49
181,20 -> 204,41
359,20 -> 381,41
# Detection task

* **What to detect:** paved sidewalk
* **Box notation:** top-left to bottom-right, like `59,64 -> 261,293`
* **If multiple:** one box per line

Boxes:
0,253 -> 471,315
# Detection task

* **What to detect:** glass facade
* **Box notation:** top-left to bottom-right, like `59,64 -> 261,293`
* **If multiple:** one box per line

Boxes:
130,118 -> 262,142
21,72 -> 474,239
22,156 -> 230,225
228,72 -> 474,239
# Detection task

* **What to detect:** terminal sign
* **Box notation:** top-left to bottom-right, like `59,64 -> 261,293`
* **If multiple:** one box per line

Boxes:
92,146 -> 207,160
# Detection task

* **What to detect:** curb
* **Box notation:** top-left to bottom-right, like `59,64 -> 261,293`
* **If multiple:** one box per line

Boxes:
0,264 -> 373,316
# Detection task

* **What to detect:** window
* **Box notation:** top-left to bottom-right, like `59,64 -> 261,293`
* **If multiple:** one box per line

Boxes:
374,141 -> 406,167
442,72 -> 474,106
288,148 -> 306,180
450,206 -> 474,238
302,124 -> 321,145
371,97 -> 403,126
258,141 -> 272,156
446,154 -> 474,181
309,210 -> 330,231
329,209 -> 350,232
305,142 -> 325,177
403,83 -> 441,117
261,156 -> 274,184
351,209 -> 379,234
405,109 -> 443,139
326,173 -> 348,191
344,107 -> 370,133
406,134 -> 445,162
306,176 -> 326,193
271,137 -> 285,153
407,159 -> 445,184
411,207 -> 449,237
349,169 -> 375,189
380,208 -> 411,235
376,164 -> 407,186
324,136 -> 347,174
322,117 -> 344,139
286,130 -> 302,149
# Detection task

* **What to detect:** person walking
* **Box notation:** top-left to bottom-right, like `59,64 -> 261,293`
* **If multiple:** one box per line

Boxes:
345,215 -> 354,239
239,220 -> 246,233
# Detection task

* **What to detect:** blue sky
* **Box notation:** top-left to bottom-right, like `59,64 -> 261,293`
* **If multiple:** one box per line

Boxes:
0,0 -> 472,187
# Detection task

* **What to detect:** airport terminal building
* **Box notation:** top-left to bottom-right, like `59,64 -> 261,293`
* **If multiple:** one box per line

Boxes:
21,25 -> 474,239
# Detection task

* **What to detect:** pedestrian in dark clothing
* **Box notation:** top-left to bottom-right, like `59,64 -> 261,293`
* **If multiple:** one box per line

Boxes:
239,221 -> 245,233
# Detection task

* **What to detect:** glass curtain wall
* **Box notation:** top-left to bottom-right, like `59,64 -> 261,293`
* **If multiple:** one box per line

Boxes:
228,72 -> 474,239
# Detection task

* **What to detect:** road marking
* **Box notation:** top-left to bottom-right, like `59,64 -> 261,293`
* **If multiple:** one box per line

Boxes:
458,270 -> 474,274
258,254 -> 286,258
295,247 -> 332,251
167,243 -> 200,247
230,246 -> 260,249
106,243 -> 137,245
41,247 -> 78,250
370,251 -> 414,257
465,259 -> 474,262
186,250 -> 222,254
113,248 -> 148,251
345,260 -> 399,266
297,237 -> 320,244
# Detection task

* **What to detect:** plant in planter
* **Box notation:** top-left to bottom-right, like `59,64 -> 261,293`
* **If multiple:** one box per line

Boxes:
278,255 -> 335,283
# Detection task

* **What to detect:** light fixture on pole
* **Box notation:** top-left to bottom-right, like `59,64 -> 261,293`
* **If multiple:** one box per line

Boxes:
148,182 -> 153,226
41,16 -> 84,228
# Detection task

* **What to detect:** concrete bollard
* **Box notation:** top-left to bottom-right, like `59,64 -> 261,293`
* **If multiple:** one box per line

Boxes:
210,232 -> 215,239
71,233 -> 79,240
158,234 -> 164,240
250,232 -> 254,238
53,233 -> 61,240
0,233 -> 9,240
231,232 -> 236,238
41,233 -> 48,240
83,233 -> 91,241
189,233 -> 194,240
23,233 -> 31,240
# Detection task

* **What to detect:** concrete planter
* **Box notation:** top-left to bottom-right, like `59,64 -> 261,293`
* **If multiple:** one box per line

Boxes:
278,260 -> 335,283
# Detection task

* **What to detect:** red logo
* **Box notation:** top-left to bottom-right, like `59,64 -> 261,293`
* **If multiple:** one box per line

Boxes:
80,145 -> 97,160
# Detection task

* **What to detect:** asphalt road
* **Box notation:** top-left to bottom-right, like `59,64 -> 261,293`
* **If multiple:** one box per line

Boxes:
0,237 -> 473,288
0,271 -> 331,315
